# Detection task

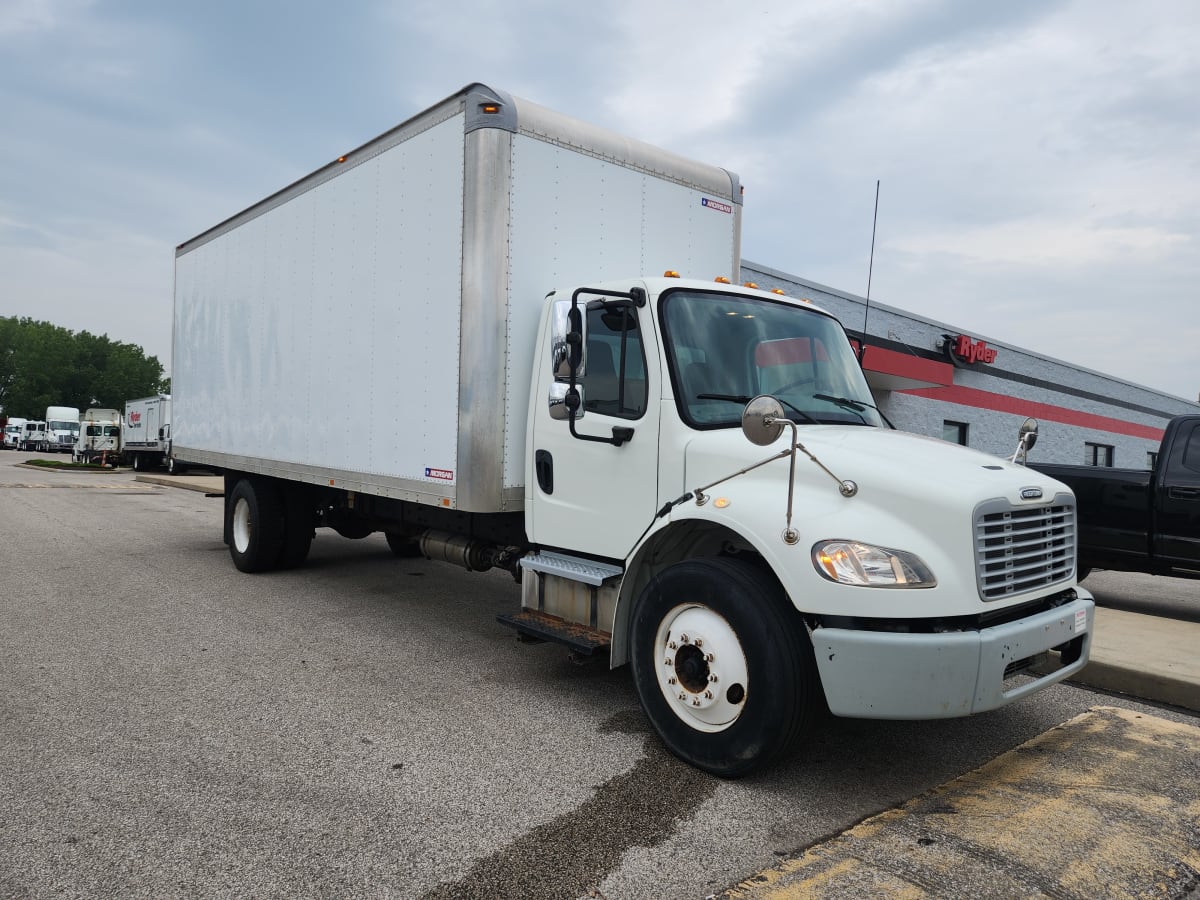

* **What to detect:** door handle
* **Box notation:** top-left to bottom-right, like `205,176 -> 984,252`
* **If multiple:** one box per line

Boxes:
1168,486 -> 1200,500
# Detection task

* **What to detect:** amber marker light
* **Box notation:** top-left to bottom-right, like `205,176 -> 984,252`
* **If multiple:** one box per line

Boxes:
336,156 -> 347,164
743,281 -> 758,289
480,103 -> 501,114
663,270 -> 681,278
714,276 -> 731,284
771,288 -> 786,295
713,497 -> 731,509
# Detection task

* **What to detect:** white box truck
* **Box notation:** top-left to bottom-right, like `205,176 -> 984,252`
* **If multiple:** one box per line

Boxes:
45,405 -> 80,453
123,395 -> 172,471
75,408 -> 122,465
173,83 -> 1094,776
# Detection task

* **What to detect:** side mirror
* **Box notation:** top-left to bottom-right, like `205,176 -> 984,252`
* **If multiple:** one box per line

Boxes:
742,395 -> 786,446
1019,417 -> 1039,452
549,298 -> 586,380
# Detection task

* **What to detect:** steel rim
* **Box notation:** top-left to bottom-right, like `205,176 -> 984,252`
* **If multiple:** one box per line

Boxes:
232,497 -> 252,554
653,603 -> 749,733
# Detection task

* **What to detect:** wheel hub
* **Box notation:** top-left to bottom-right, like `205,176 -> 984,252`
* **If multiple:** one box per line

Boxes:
655,605 -> 749,732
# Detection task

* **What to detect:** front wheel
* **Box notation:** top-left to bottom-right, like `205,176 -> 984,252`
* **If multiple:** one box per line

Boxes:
630,557 -> 819,777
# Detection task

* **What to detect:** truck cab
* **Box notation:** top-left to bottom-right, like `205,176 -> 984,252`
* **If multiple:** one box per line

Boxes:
4,418 -> 27,449
75,409 -> 123,465
23,421 -> 47,451
519,277 -> 1093,773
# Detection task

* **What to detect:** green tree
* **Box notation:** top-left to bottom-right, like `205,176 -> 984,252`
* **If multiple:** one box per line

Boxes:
0,317 -> 165,418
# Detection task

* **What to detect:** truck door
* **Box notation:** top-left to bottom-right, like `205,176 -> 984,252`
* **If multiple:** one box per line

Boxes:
529,294 -> 661,561
1155,418 -> 1200,568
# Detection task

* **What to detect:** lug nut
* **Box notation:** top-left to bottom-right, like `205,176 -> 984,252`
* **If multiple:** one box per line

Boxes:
705,653 -> 715,663
704,690 -> 713,699
680,634 -> 690,644
667,677 -> 676,685
692,698 -> 701,707
668,641 -> 678,650
694,639 -> 703,648
708,674 -> 718,683
678,692 -> 687,702
664,658 -> 673,667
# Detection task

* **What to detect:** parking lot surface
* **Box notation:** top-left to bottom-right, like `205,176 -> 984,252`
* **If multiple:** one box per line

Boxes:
2,455 -> 1197,899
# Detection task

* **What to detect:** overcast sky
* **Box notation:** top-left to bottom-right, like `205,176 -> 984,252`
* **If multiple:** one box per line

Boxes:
2,0 -> 1197,402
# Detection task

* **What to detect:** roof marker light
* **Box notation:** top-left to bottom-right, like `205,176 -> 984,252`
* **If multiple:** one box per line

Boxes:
714,276 -> 731,284
664,270 -> 681,278
771,288 -> 786,295
480,103 -> 501,115
743,281 -> 758,289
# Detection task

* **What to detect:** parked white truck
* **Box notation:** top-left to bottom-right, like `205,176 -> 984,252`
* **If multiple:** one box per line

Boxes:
122,395 -> 172,471
45,406 -> 80,453
173,84 -> 1094,776
4,417 -> 27,450
22,420 -> 47,451
75,408 -> 122,465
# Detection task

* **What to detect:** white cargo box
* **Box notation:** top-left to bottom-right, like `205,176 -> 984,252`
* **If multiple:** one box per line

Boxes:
124,395 -> 171,451
173,83 -> 741,512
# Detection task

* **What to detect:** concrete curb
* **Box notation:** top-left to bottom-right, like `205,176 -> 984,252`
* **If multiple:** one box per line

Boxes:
134,473 -> 223,495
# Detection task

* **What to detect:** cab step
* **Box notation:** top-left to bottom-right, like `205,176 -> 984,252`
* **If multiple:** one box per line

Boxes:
496,609 -> 612,657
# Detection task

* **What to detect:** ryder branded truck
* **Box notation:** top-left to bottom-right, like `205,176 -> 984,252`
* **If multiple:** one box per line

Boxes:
173,84 -> 1093,776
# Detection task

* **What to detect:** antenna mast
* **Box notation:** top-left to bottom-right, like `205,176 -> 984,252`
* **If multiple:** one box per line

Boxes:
860,180 -> 880,364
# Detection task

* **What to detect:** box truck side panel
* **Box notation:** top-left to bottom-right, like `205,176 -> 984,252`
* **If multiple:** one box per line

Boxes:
174,113 -> 467,498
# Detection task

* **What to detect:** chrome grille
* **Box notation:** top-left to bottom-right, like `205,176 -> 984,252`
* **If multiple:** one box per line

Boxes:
974,495 -> 1076,601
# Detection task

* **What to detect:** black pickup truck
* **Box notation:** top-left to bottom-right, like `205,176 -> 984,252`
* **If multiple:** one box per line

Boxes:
1032,415 -> 1200,580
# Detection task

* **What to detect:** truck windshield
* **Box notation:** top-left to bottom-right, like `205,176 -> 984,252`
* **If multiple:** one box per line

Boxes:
660,289 -> 883,429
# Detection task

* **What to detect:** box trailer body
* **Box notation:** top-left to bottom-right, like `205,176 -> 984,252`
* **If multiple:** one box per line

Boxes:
173,84 -> 1093,777
173,84 -> 740,509
123,395 -> 172,470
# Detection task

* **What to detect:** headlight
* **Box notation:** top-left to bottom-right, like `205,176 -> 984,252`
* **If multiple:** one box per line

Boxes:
812,540 -> 936,588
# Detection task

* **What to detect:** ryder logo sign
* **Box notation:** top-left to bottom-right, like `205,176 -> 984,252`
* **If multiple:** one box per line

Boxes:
951,334 -> 998,365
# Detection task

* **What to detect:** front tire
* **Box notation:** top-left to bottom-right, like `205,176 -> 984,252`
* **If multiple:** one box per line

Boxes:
228,478 -> 285,573
630,557 -> 819,777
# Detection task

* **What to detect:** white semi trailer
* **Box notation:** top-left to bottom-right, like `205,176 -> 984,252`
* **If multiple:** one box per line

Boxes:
173,83 -> 1094,776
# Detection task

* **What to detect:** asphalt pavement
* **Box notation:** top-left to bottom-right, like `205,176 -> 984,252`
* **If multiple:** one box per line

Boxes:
3,457 -> 1196,898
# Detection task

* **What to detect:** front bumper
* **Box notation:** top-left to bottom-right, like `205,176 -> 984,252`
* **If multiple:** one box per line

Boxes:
812,592 -> 1094,719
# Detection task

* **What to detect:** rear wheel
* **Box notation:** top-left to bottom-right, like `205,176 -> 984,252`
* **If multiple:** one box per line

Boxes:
630,557 -> 819,777
228,478 -> 285,573
277,486 -> 315,569
132,454 -> 143,472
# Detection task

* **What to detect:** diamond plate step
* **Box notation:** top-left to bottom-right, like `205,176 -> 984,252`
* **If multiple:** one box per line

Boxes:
518,551 -> 623,586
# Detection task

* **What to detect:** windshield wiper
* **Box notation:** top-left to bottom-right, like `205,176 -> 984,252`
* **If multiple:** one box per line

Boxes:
812,394 -> 895,429
698,393 -> 821,425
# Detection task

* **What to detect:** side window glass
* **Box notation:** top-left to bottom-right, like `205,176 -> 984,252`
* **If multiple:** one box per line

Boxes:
579,304 -> 648,419
1181,424 -> 1200,475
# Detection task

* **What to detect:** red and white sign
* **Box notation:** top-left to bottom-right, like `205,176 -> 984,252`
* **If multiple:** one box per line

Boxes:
952,334 -> 998,365
424,467 -> 454,481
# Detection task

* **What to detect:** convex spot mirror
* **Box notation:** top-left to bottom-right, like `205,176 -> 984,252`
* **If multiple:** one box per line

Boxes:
742,395 -> 786,446
1019,417 -> 1039,451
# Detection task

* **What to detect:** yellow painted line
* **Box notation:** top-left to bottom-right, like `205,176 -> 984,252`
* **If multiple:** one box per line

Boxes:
723,707 -> 1200,899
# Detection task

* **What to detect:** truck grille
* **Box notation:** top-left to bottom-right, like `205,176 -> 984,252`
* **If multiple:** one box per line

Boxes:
974,496 -> 1076,601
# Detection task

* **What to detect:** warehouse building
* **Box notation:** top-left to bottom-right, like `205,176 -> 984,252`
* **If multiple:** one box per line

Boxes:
742,260 -> 1200,467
